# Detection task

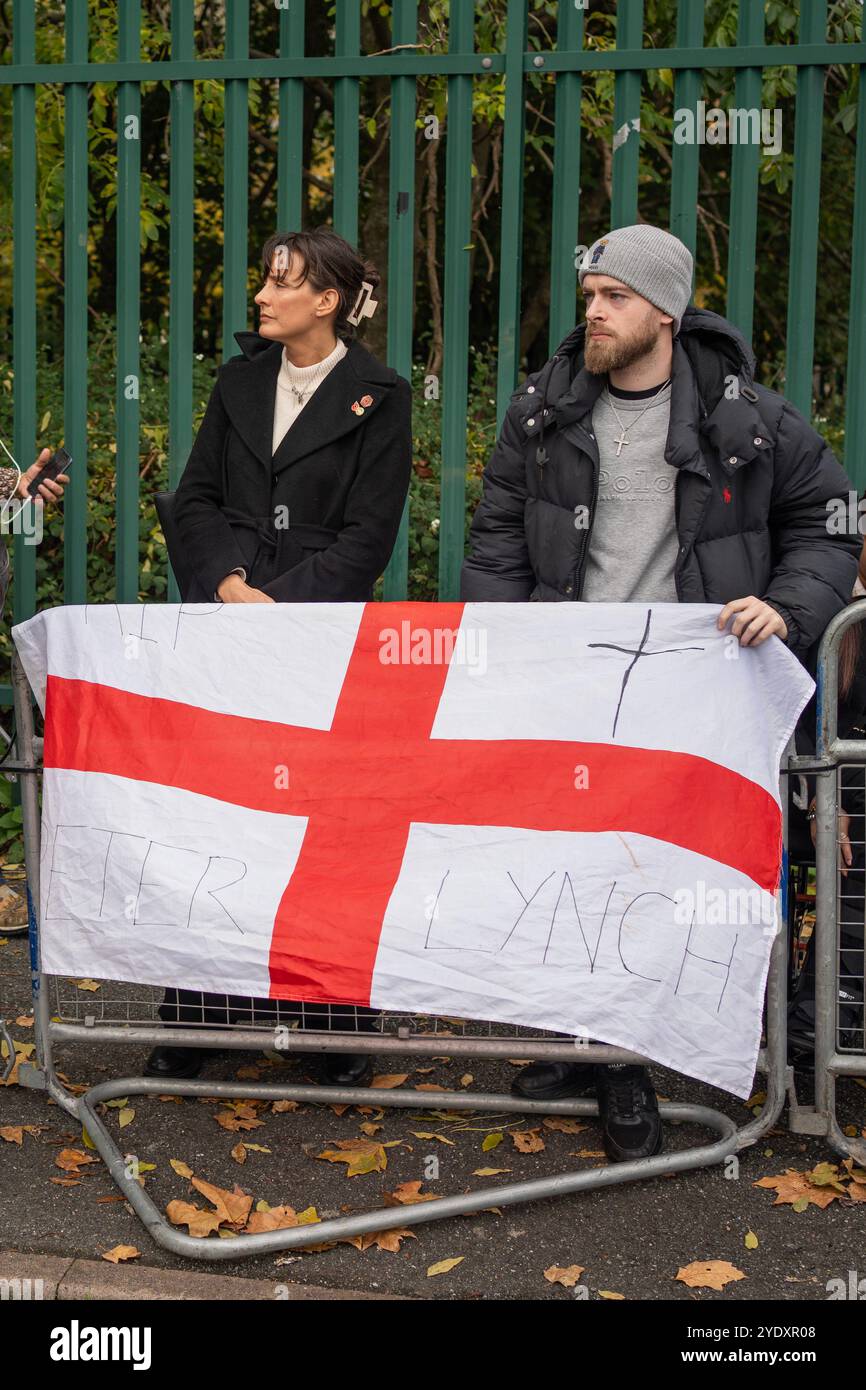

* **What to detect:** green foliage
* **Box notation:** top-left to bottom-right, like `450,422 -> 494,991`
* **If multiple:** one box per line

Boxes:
404,350 -> 495,599
0,774 -> 24,864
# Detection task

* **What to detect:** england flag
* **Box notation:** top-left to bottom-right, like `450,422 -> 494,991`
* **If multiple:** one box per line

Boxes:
13,600 -> 813,1096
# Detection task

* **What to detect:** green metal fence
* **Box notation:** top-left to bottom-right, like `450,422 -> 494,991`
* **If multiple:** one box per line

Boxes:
1,0 -> 865,695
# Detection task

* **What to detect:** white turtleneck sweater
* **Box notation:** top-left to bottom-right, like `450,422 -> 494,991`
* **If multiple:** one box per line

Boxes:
271,336 -> 348,453
216,336 -> 348,597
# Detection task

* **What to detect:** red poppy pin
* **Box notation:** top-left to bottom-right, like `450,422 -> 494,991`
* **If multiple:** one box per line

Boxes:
351,400 -> 364,415
360,394 -> 374,408
723,486 -> 732,503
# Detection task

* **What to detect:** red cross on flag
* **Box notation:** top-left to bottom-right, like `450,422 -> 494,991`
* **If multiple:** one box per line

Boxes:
13,601 -> 812,1096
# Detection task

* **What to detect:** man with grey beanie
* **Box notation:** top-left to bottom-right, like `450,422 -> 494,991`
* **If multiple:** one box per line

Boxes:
462,222 -> 859,1163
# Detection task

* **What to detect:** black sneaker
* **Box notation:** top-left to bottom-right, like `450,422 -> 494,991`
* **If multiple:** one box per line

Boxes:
144,1045 -> 205,1080
322,1052 -> 374,1087
596,1064 -> 663,1162
511,1061 -> 597,1102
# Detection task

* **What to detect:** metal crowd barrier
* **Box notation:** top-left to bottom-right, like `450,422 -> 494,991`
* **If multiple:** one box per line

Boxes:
785,601 -> 866,1166
0,646 -> 813,1262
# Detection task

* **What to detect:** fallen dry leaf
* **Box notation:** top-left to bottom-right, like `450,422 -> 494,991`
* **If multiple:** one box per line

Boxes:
74,978 -> 101,992
359,1122 -> 382,1137
169,1159 -> 193,1179
569,1149 -> 606,1159
544,1264 -> 585,1287
675,1260 -> 746,1291
807,1161 -> 848,1192
753,1169 -> 841,1210
235,1066 -> 262,1080
190,1177 -> 252,1228
512,1128 -> 546,1154
543,1116 -> 588,1134
317,1138 -> 390,1176
427,1257 -> 464,1277
166,1200 -> 223,1237
598,1290 -> 625,1300
101,1245 -> 141,1264
370,1073 -> 409,1089
231,1143 -> 247,1164
482,1133 -> 504,1151
271,1099 -> 299,1113
14,1015 -> 33,1027
384,1180 -> 440,1206
409,1131 -> 455,1145
459,1074 -> 473,1087
54,1071 -> 88,1096
414,1082 -> 448,1092
472,1167 -> 512,1177
49,1177 -> 81,1187
0,1040 -> 36,1087
0,1126 -> 23,1144
745,1230 -> 759,1249
55,1148 -> 99,1174
215,1110 -> 265,1133
118,1107 -> 135,1129
342,1227 -> 416,1253
245,1205 -> 301,1233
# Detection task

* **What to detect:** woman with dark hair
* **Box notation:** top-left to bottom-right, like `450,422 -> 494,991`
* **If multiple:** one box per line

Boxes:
169,227 -> 411,605
147,227 -> 412,1083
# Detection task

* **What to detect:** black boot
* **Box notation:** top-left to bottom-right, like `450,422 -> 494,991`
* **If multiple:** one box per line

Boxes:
511,1061 -> 597,1102
322,1052 -> 374,1087
144,1045 -> 205,1080
596,1064 -> 662,1162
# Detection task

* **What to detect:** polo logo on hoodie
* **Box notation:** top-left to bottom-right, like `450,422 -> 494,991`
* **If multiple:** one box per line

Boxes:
590,239 -> 608,266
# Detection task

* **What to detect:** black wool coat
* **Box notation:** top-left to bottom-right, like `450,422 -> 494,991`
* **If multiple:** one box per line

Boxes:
173,332 -> 412,602
461,307 -> 860,661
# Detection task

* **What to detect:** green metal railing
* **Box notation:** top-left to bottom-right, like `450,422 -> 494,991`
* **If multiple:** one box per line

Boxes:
2,0 -> 865,702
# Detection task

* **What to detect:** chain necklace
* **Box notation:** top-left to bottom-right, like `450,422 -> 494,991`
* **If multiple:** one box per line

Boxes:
603,377 -> 671,458
282,343 -> 342,407
283,362 -> 320,407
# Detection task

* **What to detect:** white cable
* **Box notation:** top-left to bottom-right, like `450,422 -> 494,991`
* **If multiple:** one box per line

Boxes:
0,433 -> 31,528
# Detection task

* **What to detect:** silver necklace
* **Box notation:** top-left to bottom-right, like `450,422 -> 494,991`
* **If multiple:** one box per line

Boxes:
287,380 -> 311,406
283,349 -> 335,406
283,363 -> 317,406
604,378 -> 671,457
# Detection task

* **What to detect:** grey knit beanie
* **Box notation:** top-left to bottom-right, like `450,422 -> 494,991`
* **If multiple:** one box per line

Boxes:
578,225 -> 694,336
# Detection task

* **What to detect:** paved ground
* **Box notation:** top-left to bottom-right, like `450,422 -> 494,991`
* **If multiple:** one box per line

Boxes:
2,933 -> 864,1301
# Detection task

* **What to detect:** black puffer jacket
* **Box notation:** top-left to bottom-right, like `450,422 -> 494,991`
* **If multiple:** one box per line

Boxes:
461,308 -> 859,659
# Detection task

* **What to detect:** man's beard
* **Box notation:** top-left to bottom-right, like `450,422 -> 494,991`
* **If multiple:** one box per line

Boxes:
584,311 -> 662,375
